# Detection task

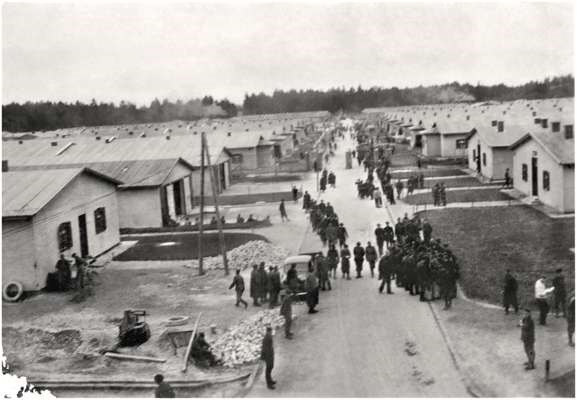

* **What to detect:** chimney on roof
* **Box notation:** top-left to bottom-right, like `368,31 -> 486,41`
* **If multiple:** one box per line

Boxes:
166,135 -> 170,140
227,132 -> 232,137
51,141 -> 58,146
497,121 -> 504,132
2,160 -> 8,172
96,136 -> 101,140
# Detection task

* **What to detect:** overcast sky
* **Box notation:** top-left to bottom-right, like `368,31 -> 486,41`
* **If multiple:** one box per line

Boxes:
2,1 -> 574,105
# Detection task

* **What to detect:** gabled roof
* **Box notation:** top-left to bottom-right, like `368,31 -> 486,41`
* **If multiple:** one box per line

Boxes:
509,131 -> 574,165
3,168 -> 120,218
467,124 -> 527,148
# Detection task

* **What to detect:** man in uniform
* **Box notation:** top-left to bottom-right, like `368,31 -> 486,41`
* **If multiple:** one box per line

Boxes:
378,254 -> 394,294
395,179 -> 404,200
395,218 -> 404,244
439,182 -> 447,206
258,263 -> 269,304
279,199 -> 289,222
318,253 -> 331,291
374,224 -> 386,256
337,223 -> 348,248
261,326 -> 276,389
303,191 -> 311,210
326,244 -> 339,280
55,254 -> 71,292
269,266 -> 282,308
503,269 -> 518,314
383,221 -> 395,249
353,242 -> 365,278
520,308 -> 536,370
305,266 -> 319,313
280,292 -> 294,339
340,244 -> 351,280
250,264 -> 261,306
325,222 -> 338,247
229,269 -> 248,308
365,242 -> 378,278
432,183 -> 440,206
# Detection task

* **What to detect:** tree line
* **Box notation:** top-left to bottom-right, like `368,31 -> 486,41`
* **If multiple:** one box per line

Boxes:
2,97 -> 238,133
2,75 -> 573,132
243,75 -> 574,114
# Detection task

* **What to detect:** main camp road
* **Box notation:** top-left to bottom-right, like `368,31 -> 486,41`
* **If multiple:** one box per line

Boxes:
247,134 -> 470,397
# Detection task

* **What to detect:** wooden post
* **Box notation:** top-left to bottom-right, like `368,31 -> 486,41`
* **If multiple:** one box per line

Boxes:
182,312 -> 203,373
202,133 -> 230,276
198,134 -> 205,276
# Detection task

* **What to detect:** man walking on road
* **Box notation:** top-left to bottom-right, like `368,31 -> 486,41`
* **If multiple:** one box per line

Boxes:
279,199 -> 289,222
280,293 -> 294,339
375,224 -> 386,256
535,275 -> 555,325
353,242 -> 365,278
384,221 -> 395,249
340,244 -> 351,279
229,269 -> 248,309
422,219 -> 432,243
337,223 -> 348,248
305,266 -> 319,313
378,255 -> 393,294
261,326 -> 276,389
365,242 -> 378,278
520,309 -> 536,370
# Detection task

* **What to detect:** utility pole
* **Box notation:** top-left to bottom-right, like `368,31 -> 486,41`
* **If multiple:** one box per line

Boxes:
197,133 -> 205,276
202,132 -> 230,276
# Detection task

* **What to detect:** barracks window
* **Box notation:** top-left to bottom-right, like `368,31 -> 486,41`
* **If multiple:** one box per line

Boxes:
552,122 -> 560,132
482,153 -> 486,166
94,207 -> 107,234
58,222 -> 73,252
543,171 -> 550,191
456,139 -> 467,149
522,164 -> 528,181
565,125 -> 573,139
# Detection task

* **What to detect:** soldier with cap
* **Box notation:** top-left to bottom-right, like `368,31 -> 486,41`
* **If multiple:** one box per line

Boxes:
365,242 -> 378,278
340,244 -> 351,280
384,221 -> 395,249
353,242 -> 365,278
520,308 -> 536,370
374,224 -> 386,256
260,326 -> 276,389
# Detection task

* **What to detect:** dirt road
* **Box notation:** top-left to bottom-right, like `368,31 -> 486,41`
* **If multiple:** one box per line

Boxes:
248,134 -> 470,397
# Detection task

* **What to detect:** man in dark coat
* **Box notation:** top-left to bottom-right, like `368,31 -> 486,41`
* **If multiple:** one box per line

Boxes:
325,222 -> 338,247
383,222 -> 395,248
279,199 -> 289,222
337,223 -> 348,248
353,242 -> 365,278
340,244 -> 351,280
326,245 -> 339,280
269,266 -> 282,308
395,180 -> 404,199
374,224 -> 386,256
422,220 -> 433,243
503,270 -> 518,314
280,293 -> 294,339
305,267 -> 319,313
432,183 -> 440,206
317,254 -> 331,291
365,242 -> 378,278
229,269 -> 248,308
553,269 -> 567,317
394,218 -> 404,244
261,326 -> 276,389
55,254 -> 71,292
520,309 -> 535,370
303,191 -> 311,210
291,185 -> 298,202
258,263 -> 269,304
250,264 -> 261,306
378,255 -> 393,294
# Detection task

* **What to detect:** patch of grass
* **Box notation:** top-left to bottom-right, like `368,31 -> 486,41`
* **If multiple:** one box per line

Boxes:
114,232 -> 268,261
391,168 -> 467,180
421,177 -> 485,188
196,191 -> 299,206
420,206 -> 574,306
404,188 -> 512,205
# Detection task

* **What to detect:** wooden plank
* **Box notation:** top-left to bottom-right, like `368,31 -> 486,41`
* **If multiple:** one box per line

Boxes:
182,312 -> 203,372
104,353 -> 166,363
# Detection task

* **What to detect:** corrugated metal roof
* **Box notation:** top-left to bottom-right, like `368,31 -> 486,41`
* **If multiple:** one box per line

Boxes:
3,168 -> 118,217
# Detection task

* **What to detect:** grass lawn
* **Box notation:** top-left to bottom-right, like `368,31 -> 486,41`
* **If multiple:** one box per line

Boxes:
420,176 -> 486,188
404,188 -> 512,205
419,206 -> 574,306
390,168 -> 467,180
196,191 -> 298,206
114,232 -> 268,261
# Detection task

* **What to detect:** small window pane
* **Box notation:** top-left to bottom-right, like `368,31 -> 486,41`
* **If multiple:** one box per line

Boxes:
543,171 -> 550,191
58,222 -> 73,252
482,153 -> 487,166
565,125 -> 573,139
94,207 -> 107,234
522,164 -> 528,181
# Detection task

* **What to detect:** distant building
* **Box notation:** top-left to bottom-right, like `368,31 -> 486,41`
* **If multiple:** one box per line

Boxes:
2,168 -> 121,290
510,125 -> 574,213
